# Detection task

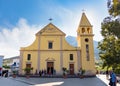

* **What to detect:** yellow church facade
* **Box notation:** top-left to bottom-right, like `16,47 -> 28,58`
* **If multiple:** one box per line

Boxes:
19,12 -> 96,76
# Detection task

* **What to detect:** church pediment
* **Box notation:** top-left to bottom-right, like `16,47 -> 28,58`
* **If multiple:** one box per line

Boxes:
36,23 -> 66,36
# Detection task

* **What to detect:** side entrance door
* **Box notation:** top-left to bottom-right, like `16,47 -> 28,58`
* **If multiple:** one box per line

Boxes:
26,64 -> 31,74
69,64 -> 74,75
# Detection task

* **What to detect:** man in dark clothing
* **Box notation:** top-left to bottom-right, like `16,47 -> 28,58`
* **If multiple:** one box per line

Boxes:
109,70 -> 117,86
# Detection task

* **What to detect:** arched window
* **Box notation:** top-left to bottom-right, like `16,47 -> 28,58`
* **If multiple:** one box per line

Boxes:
87,28 -> 90,33
82,28 -> 85,33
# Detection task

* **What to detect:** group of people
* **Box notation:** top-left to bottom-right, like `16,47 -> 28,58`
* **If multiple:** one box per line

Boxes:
38,69 -> 56,77
38,70 -> 47,76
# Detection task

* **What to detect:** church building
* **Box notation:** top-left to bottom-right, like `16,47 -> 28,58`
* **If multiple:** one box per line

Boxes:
19,12 -> 96,75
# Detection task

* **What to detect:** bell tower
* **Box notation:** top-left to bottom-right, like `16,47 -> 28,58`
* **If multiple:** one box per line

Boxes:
77,12 -> 95,74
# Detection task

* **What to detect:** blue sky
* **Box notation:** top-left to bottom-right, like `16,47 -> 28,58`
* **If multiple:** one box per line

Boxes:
0,0 -> 108,58
0,0 -> 108,27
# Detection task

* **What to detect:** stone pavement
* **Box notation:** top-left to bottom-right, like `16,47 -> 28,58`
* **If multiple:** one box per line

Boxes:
9,75 -> 117,86
0,76 -> 29,86
2,74 -> 120,86
1,74 -> 120,86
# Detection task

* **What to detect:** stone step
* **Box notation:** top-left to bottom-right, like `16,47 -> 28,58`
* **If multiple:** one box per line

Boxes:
18,74 -> 95,78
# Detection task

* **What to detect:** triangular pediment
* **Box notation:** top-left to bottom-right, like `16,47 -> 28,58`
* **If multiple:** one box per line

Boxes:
36,23 -> 66,36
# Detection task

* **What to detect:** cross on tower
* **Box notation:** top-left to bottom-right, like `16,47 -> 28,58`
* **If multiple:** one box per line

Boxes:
49,18 -> 53,22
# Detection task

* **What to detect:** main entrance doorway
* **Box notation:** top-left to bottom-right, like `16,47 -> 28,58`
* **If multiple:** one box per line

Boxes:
69,64 -> 74,75
47,62 -> 54,75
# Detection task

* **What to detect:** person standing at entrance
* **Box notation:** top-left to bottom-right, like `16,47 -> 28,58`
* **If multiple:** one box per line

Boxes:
48,69 -> 52,77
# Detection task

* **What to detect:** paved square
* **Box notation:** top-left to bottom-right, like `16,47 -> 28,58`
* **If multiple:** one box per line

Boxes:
1,75 -> 120,86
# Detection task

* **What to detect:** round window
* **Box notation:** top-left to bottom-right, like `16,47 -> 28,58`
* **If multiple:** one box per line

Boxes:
85,38 -> 89,42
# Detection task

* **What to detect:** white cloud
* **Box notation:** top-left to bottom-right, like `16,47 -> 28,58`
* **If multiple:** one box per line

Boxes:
0,18 -> 41,58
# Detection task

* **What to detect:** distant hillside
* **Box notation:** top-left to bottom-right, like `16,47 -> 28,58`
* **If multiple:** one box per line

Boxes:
65,35 -> 100,60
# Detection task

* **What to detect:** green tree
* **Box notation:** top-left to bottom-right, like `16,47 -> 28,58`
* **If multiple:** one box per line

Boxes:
2,65 -> 10,69
98,35 -> 116,69
98,0 -> 120,72
107,0 -> 120,39
107,0 -> 120,17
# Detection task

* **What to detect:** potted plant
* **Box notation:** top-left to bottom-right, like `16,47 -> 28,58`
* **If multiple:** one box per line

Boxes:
79,68 -> 85,79
12,70 -> 17,78
62,67 -> 67,78
24,67 -> 33,78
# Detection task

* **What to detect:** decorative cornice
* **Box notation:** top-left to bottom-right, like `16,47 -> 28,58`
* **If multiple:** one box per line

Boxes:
79,34 -> 94,36
37,34 -> 66,36
26,61 -> 32,64
45,58 -> 56,61
20,49 -> 80,51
